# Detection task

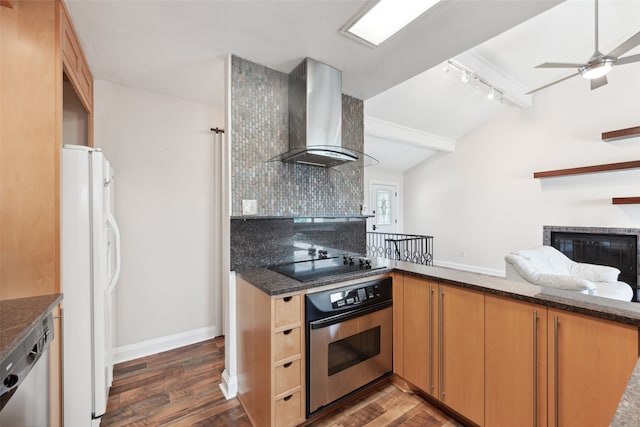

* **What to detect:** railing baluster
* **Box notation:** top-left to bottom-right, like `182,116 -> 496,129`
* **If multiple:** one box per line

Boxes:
366,232 -> 433,266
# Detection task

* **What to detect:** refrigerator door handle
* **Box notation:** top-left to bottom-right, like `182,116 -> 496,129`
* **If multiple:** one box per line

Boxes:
106,212 -> 121,294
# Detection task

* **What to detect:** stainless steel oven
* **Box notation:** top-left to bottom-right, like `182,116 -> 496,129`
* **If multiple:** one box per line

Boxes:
305,277 -> 392,417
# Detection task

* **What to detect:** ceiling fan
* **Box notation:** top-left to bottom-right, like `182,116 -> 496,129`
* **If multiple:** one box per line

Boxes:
526,0 -> 640,94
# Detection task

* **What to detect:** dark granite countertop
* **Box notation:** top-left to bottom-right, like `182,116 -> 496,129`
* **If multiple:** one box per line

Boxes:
237,263 -> 394,295
0,294 -> 63,363
230,215 -> 373,220
238,259 -> 640,325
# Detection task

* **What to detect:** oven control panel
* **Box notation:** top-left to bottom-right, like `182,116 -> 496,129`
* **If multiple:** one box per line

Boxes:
306,277 -> 393,321
330,284 -> 381,309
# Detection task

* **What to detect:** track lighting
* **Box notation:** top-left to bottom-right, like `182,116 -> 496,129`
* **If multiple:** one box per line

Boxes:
445,60 -> 506,104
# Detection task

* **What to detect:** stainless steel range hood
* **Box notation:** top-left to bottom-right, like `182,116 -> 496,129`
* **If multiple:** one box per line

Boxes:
280,58 -> 358,168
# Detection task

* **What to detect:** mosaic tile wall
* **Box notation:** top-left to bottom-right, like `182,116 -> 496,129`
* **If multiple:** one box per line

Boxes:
230,55 -> 364,217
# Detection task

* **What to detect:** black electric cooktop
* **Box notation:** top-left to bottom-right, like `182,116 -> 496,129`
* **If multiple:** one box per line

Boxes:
269,256 -> 385,282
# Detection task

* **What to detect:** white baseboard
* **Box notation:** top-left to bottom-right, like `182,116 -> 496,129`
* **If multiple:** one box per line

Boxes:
219,368 -> 238,399
113,325 -> 221,364
433,259 -> 505,278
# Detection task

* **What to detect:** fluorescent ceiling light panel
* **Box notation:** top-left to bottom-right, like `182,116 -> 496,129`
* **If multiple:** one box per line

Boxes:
344,0 -> 440,47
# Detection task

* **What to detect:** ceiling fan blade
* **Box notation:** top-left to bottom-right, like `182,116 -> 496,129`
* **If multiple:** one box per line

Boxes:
590,75 -> 607,90
607,30 -> 640,59
535,62 -> 587,69
616,53 -> 640,66
525,72 -> 581,95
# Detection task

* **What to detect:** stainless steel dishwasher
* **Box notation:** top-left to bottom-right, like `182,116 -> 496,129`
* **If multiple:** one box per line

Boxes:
0,313 -> 54,426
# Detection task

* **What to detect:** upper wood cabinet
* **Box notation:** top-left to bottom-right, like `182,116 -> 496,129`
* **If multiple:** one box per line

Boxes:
548,309 -> 638,427
60,1 -> 93,113
1,0 -> 93,299
485,295 -> 547,427
1,0 -> 60,299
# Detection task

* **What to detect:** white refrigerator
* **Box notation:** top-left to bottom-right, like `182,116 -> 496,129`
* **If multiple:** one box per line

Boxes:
61,145 -> 121,426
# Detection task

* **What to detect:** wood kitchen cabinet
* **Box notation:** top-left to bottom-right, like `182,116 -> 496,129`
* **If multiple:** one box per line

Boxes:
60,1 -> 93,114
392,272 -> 405,377
236,277 -> 305,427
548,309 -> 638,427
439,283 -> 484,426
403,275 -> 438,398
485,295 -> 547,426
1,0 -> 92,296
398,276 -> 484,425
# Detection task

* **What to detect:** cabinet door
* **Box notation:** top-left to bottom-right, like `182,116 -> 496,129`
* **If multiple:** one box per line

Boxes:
485,295 -> 547,426
393,273 -> 404,377
439,284 -> 484,426
60,1 -> 93,112
548,309 -> 638,427
403,276 -> 438,397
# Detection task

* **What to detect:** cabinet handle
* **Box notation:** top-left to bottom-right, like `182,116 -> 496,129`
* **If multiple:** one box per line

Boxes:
533,310 -> 538,427
283,329 -> 292,335
283,362 -> 293,368
283,296 -> 292,302
283,394 -> 293,402
553,315 -> 559,427
429,284 -> 434,394
439,288 -> 444,401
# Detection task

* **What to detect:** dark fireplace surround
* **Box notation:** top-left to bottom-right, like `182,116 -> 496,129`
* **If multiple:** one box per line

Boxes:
543,226 -> 639,300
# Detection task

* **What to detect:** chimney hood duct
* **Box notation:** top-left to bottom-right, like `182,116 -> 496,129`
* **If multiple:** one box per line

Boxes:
279,58 -> 358,168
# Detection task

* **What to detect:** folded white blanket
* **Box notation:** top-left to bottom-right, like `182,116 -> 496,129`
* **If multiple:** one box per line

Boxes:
505,253 -> 597,292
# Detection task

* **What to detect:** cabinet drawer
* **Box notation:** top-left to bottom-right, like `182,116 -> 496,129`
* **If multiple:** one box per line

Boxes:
275,391 -> 302,427
275,359 -> 301,396
275,295 -> 300,328
274,327 -> 300,362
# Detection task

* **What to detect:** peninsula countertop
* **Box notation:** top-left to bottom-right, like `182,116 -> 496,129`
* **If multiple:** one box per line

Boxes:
237,259 -> 640,424
238,259 -> 640,325
0,294 -> 62,364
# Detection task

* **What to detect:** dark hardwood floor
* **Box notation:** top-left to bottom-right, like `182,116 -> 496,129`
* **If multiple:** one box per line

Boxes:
102,337 -> 460,426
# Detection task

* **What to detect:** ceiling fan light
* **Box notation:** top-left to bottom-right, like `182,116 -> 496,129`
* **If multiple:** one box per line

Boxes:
580,60 -> 614,80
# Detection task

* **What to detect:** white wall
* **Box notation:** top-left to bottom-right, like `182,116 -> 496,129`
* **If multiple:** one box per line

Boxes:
364,168 -> 404,233
404,65 -> 640,276
93,80 -> 224,359
63,81 -> 88,146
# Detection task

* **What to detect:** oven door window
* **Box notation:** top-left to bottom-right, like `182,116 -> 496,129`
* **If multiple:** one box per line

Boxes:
328,326 -> 381,376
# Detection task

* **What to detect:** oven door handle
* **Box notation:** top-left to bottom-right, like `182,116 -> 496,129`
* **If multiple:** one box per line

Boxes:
309,300 -> 392,329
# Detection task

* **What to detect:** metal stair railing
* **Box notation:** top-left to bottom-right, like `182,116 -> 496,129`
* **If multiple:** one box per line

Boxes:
366,232 -> 433,265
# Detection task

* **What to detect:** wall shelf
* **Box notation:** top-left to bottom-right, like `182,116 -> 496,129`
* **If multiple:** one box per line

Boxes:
533,160 -> 640,178
602,126 -> 640,142
612,197 -> 640,205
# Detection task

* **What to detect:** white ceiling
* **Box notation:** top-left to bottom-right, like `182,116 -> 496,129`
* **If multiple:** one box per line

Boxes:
365,0 -> 640,171
66,0 -> 640,172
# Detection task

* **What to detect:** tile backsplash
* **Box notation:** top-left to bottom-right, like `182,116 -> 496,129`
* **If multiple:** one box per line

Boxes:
230,217 -> 367,271
230,55 -> 364,217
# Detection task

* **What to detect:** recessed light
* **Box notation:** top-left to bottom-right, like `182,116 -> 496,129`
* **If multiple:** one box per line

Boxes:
341,0 -> 441,48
